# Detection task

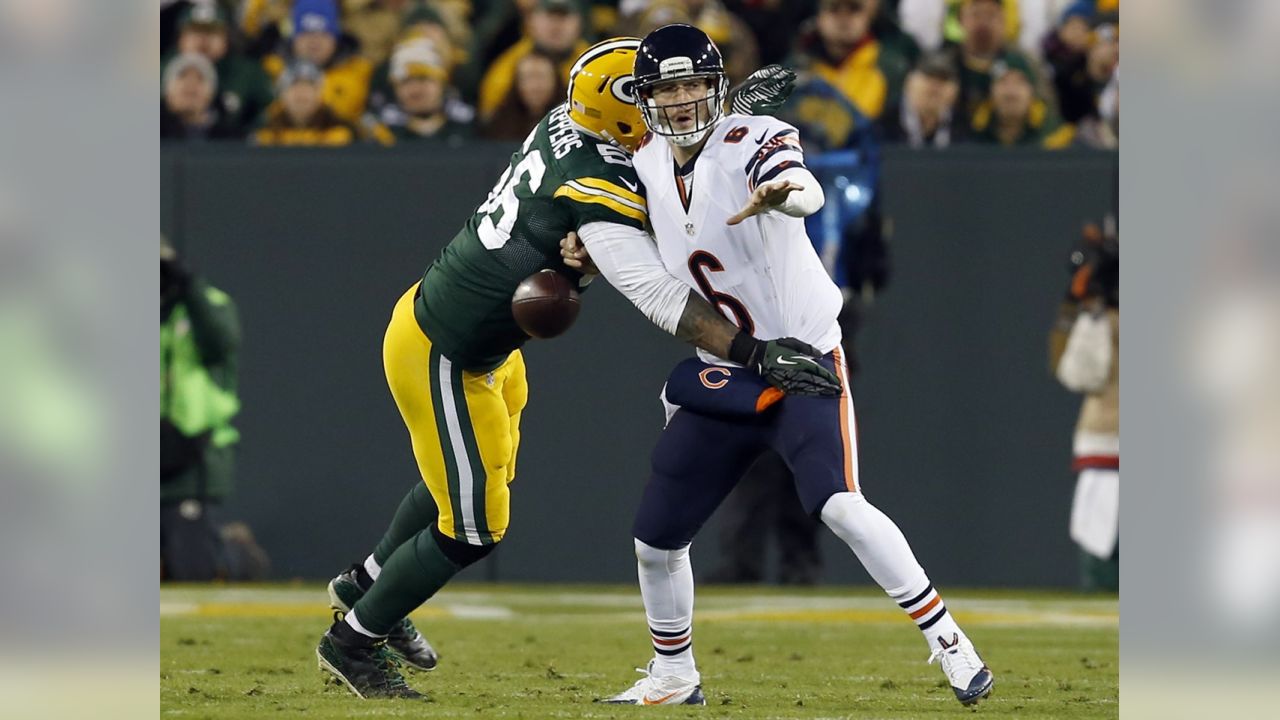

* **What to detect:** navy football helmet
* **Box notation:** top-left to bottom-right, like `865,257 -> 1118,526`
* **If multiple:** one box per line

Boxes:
633,24 -> 729,147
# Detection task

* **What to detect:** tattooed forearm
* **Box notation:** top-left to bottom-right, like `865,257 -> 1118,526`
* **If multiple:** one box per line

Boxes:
675,290 -> 739,359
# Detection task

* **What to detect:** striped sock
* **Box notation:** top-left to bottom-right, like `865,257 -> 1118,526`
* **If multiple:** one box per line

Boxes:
895,583 -> 963,652
650,624 -> 694,678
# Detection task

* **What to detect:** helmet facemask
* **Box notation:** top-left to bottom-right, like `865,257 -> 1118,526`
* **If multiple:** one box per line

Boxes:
636,71 -> 728,148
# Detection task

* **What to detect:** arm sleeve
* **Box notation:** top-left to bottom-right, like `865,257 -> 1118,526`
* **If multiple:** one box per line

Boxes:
576,221 -> 690,335
744,123 -> 807,191
773,167 -> 825,218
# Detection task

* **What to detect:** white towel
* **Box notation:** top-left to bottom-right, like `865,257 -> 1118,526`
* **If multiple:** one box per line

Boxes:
1070,468 -> 1120,559
1057,311 -> 1113,393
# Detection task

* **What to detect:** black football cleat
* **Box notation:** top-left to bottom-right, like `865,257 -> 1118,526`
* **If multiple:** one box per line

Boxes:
316,627 -> 424,700
328,565 -> 439,671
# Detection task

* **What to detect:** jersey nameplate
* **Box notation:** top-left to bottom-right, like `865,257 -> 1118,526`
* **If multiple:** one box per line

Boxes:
547,105 -> 584,159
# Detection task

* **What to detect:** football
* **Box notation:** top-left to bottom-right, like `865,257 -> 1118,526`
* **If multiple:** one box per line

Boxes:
512,269 -> 581,339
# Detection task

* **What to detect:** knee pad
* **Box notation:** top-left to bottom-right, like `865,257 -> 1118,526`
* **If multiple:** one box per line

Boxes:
819,491 -> 871,541
634,538 -> 689,568
430,523 -> 497,567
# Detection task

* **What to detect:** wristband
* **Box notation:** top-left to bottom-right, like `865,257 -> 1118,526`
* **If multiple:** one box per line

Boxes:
727,330 -> 761,367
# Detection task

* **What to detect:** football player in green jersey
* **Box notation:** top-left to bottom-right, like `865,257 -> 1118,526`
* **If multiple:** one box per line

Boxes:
315,38 -> 833,699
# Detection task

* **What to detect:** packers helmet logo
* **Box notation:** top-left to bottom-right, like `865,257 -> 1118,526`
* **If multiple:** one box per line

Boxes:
610,75 -> 636,104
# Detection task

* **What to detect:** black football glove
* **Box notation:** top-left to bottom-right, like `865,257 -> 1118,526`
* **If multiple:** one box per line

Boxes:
729,332 -> 842,397
729,65 -> 797,117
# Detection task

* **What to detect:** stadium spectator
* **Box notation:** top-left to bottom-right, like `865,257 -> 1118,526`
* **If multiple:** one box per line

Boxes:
343,0 -> 418,66
420,0 -> 477,64
161,237 -> 243,581
1049,219 -> 1119,592
778,73 -> 876,153
239,0 -> 294,57
401,2 -> 466,71
167,2 -> 275,137
463,0 -> 537,102
262,0 -> 375,122
479,51 -> 565,141
253,61 -> 359,146
879,51 -> 963,147
900,0 -> 1080,56
620,0 -> 693,37
366,40 -> 471,145
161,0 -> 241,57
864,0 -> 926,67
722,0 -> 817,66
789,0 -> 916,120
1074,63 -> 1116,148
967,59 -> 1073,147
938,0 -> 1050,126
1042,10 -> 1118,125
477,0 -> 589,122
162,53 -> 240,140
366,6 -> 470,119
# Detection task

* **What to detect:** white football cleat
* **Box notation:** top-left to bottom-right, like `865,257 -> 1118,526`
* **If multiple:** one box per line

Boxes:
928,634 -> 994,706
597,661 -> 706,705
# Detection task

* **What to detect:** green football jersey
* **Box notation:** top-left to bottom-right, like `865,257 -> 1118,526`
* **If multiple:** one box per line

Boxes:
415,103 -> 649,371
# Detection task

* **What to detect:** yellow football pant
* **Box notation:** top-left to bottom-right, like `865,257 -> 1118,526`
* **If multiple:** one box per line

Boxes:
382,284 -> 527,545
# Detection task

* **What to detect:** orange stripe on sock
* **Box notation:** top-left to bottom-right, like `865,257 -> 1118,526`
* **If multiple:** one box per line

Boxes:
909,595 -> 942,620
652,634 -> 691,646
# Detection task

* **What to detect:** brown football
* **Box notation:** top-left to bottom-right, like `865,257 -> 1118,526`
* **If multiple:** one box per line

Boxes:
511,269 -> 581,339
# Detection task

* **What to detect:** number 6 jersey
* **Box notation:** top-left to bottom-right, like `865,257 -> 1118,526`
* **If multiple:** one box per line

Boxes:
417,103 -> 649,371
633,114 -> 844,365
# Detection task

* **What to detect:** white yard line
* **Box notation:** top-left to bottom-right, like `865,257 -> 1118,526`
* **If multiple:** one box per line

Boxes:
161,585 -> 1116,627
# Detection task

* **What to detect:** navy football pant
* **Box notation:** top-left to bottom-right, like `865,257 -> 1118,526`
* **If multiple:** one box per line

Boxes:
634,350 -> 859,550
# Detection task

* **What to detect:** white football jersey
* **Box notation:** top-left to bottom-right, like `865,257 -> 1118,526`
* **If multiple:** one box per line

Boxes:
633,114 -> 843,365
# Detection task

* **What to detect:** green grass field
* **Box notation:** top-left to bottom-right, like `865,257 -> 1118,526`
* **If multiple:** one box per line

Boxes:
161,584 -> 1117,719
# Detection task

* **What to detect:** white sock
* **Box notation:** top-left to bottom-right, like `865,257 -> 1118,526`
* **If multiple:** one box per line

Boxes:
634,539 -> 697,679
819,492 -> 965,653
363,554 -> 382,582
343,607 -> 385,638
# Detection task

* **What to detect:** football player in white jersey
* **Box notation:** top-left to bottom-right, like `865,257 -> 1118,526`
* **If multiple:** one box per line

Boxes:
570,24 -> 994,707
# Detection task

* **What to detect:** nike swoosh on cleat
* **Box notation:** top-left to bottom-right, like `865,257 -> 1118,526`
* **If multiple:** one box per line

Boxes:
620,177 -> 640,193
642,691 -> 680,705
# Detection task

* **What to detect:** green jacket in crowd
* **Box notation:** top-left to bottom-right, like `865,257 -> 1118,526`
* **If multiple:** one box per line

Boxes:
161,279 -> 241,504
969,97 -> 1076,149
163,52 -> 275,136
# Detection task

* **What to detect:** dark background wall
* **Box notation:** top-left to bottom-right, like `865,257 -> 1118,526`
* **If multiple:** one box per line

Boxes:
161,145 -> 1117,587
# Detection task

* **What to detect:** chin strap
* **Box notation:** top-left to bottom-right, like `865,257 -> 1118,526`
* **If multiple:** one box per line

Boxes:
668,121 -> 717,147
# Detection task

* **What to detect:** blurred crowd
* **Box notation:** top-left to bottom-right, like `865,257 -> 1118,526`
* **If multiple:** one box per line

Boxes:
159,0 -> 1119,150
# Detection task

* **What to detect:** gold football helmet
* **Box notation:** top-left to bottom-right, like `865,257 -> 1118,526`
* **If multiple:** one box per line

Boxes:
567,37 -> 645,153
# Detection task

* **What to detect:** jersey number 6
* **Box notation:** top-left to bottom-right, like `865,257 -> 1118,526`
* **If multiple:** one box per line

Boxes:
688,250 -> 755,335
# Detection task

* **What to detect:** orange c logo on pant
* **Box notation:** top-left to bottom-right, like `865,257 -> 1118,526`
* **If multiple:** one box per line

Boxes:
699,367 -> 731,389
